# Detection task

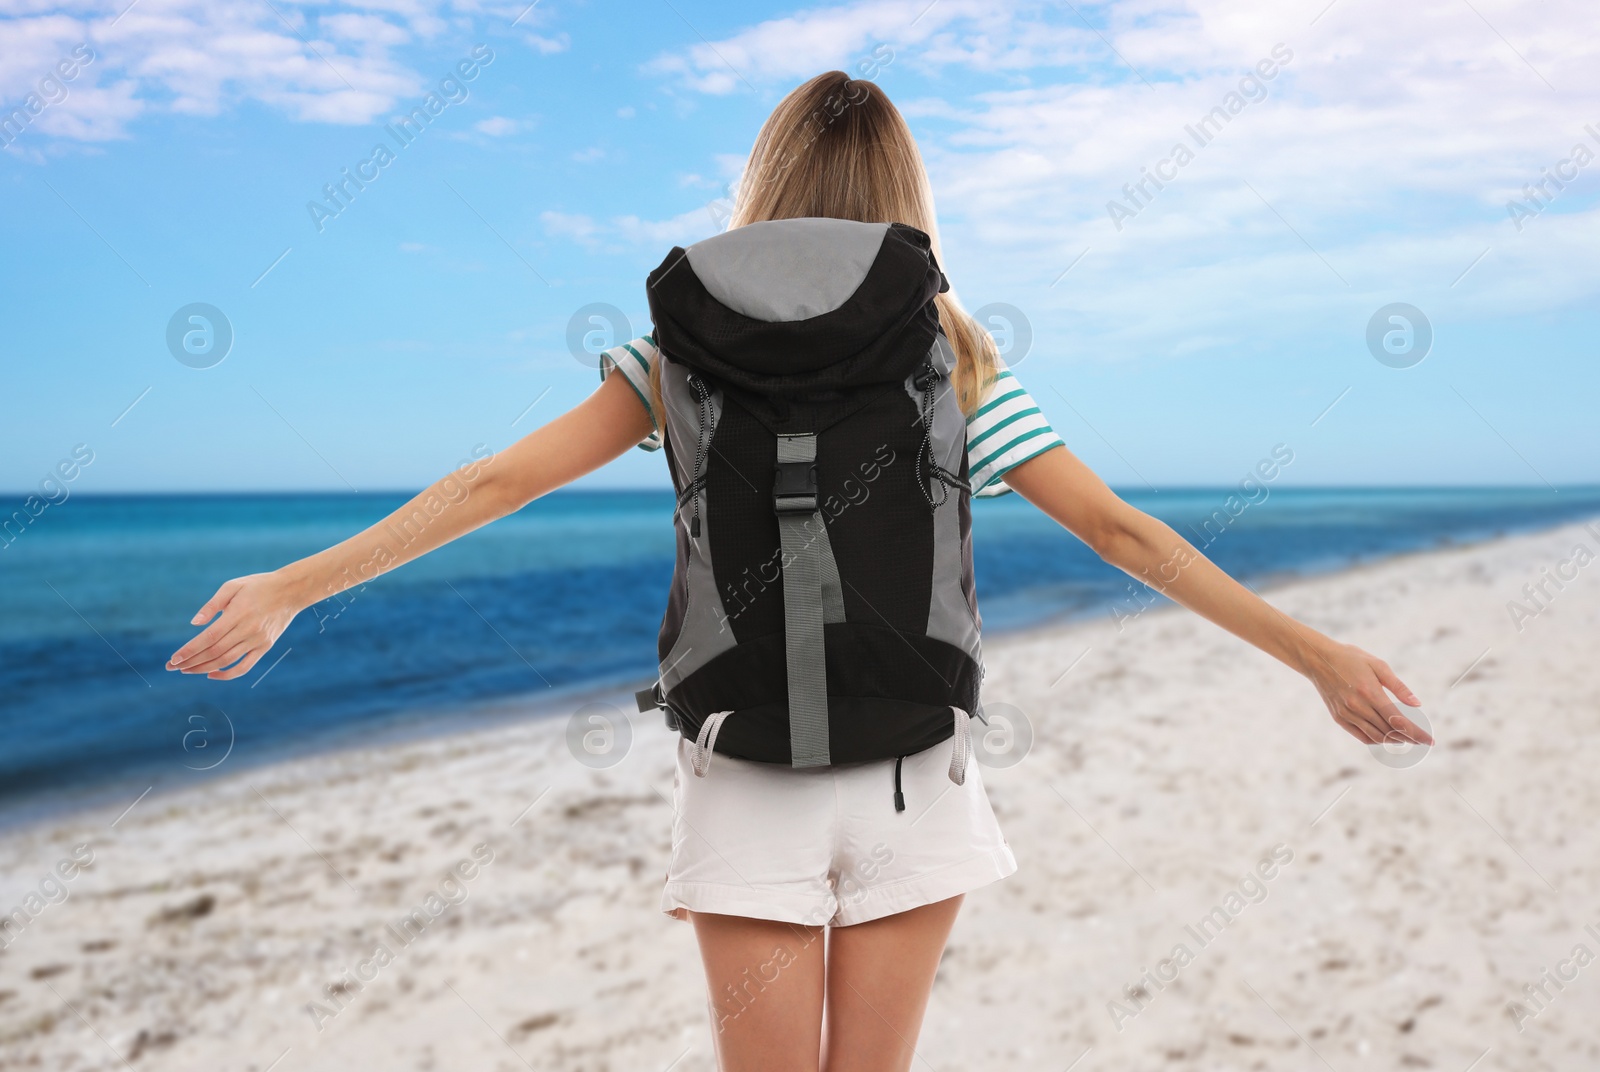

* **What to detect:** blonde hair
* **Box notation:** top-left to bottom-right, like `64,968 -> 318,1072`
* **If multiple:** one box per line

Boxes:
651,70 -> 1000,417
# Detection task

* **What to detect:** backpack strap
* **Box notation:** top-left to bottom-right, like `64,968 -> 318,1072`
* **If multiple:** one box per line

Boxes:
773,433 -> 842,767
948,705 -> 973,785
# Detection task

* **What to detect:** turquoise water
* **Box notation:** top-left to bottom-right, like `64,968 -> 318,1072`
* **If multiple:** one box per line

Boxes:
2,485 -> 1596,817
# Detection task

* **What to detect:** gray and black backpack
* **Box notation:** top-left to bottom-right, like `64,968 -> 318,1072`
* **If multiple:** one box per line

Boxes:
636,217 -> 984,804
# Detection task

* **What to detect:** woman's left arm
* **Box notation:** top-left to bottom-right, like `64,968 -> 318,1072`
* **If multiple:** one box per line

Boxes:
1002,445 -> 1431,747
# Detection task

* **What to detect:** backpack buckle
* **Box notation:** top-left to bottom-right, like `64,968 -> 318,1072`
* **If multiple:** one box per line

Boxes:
772,460 -> 817,513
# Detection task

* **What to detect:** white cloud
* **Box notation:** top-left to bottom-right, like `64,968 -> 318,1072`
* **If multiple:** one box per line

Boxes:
521,32 -> 568,55
317,13 -> 412,46
642,0 -> 1105,94
540,204 -> 723,252
0,0 -> 552,141
540,209 -> 603,247
613,205 -> 723,246
637,0 -> 1600,356
474,115 -> 521,135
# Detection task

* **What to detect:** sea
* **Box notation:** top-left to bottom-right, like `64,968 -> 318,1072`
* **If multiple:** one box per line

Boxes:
3,486 -> 1597,823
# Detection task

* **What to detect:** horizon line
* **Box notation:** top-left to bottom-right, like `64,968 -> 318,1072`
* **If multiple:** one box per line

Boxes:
4,482 -> 1596,499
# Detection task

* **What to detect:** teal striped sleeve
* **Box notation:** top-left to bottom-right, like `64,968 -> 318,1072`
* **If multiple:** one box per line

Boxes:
964,362 -> 1064,496
598,334 -> 663,452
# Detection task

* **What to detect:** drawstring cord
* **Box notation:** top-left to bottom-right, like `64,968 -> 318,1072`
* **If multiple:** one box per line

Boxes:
891,707 -> 974,813
913,363 -> 947,510
913,362 -> 972,510
692,707 -> 972,799
687,372 -> 712,537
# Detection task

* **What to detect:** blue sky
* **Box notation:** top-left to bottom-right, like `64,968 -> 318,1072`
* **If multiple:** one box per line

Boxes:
2,0 -> 1597,495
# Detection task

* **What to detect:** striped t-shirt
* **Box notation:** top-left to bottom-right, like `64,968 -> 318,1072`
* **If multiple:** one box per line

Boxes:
599,335 -> 1062,497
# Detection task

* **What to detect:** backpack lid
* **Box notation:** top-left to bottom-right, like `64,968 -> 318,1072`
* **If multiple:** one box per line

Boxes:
646,218 -> 949,393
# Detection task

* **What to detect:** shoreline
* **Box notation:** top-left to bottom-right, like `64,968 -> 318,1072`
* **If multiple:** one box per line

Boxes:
0,674 -> 656,837
5,509 -> 1596,836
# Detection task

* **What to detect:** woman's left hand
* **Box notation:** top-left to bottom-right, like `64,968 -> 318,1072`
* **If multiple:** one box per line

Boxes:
1304,641 -> 1432,746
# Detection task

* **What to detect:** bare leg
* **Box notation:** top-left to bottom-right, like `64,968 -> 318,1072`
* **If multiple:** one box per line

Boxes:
691,911 -> 827,1072
821,895 -> 964,1072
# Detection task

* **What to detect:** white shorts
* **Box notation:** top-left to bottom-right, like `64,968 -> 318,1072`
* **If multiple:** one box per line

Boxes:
662,735 -> 1017,928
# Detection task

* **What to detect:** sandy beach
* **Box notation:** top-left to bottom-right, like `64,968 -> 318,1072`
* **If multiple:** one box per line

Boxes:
3,516 -> 1598,1072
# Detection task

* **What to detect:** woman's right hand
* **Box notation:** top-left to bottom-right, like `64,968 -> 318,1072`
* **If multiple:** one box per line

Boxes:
159,373 -> 654,683
166,571 -> 304,681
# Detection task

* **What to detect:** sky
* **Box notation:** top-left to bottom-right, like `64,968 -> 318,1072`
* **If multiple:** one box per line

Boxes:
2,0 -> 1597,495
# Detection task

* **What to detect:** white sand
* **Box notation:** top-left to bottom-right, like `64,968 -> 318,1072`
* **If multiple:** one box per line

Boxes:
3,518 -> 1599,1071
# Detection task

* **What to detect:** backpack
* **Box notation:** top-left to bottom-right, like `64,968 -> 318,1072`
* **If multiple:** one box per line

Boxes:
635,217 -> 984,798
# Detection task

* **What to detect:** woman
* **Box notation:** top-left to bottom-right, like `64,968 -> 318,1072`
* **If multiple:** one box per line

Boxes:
167,71 -> 1429,1072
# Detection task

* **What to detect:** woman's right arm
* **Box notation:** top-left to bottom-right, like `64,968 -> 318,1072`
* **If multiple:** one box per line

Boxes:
166,373 -> 655,680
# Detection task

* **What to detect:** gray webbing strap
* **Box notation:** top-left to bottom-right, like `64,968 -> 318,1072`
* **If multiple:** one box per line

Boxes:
816,517 -> 846,624
690,709 -> 737,777
776,434 -> 831,767
948,706 -> 972,786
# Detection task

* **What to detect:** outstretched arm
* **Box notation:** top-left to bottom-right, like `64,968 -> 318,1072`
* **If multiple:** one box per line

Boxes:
167,373 -> 655,680
1002,445 -> 1431,747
